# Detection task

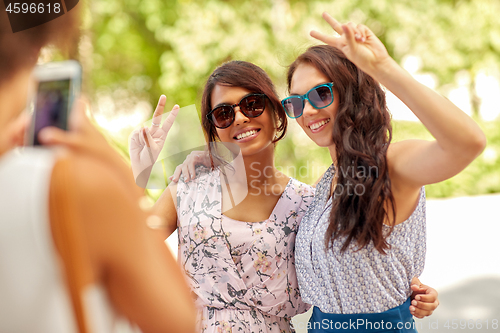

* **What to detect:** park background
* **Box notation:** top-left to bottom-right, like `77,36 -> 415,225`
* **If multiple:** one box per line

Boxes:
45,0 -> 499,331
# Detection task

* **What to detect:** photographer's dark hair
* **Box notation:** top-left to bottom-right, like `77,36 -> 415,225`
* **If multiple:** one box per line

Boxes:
0,3 -> 80,85
201,61 -> 287,168
287,45 -> 396,254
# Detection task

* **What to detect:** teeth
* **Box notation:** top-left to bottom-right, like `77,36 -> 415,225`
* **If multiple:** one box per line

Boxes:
309,119 -> 330,130
236,130 -> 257,140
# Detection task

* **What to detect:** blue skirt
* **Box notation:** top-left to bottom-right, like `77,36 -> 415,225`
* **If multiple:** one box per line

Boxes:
308,298 -> 418,332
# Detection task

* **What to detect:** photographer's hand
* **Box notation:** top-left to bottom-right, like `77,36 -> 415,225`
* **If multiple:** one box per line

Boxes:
38,98 -> 143,196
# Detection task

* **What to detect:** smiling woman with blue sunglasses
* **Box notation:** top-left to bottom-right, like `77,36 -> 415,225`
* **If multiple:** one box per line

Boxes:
285,12 -> 486,332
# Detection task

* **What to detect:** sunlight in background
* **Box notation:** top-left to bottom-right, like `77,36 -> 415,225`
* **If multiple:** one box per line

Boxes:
91,89 -> 152,141
387,55 -> 500,122
448,70 -> 473,116
388,55 -> 437,121
93,95 -> 151,135
482,147 -> 498,164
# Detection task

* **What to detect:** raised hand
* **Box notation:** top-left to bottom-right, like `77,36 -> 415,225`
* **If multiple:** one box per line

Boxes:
310,12 -> 392,78
409,276 -> 439,319
129,95 -> 180,188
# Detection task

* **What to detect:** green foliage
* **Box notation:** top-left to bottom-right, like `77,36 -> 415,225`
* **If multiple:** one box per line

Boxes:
86,0 -> 499,109
273,119 -> 500,199
79,0 -> 500,198
392,119 -> 500,198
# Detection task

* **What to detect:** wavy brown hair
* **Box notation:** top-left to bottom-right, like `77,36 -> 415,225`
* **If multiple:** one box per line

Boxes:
201,61 -> 287,167
287,45 -> 396,254
0,2 -> 80,85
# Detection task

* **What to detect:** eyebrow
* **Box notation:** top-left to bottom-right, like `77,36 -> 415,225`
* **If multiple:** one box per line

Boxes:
289,82 -> 330,96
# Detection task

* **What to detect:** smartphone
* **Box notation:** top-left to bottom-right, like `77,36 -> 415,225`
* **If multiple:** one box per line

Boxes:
27,60 -> 81,146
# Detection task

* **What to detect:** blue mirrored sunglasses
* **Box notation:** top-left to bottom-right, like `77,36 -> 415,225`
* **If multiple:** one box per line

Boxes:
281,82 -> 334,119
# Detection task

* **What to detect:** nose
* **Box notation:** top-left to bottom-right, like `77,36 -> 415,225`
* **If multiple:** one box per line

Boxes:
233,106 -> 249,126
302,99 -> 318,117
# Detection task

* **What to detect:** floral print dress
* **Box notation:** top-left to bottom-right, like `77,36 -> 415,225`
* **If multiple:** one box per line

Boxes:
176,167 -> 314,332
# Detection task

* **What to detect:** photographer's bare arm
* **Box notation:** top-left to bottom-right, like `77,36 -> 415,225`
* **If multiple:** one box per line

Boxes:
311,13 -> 486,224
40,104 -> 196,333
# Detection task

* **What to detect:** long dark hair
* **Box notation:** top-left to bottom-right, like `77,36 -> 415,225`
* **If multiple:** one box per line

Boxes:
201,61 -> 287,167
287,45 -> 396,254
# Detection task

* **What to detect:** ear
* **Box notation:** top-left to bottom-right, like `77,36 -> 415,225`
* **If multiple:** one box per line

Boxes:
272,111 -> 280,140
271,105 -> 281,128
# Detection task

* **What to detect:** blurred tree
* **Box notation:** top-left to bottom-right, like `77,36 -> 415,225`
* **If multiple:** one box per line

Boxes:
85,0 -> 500,114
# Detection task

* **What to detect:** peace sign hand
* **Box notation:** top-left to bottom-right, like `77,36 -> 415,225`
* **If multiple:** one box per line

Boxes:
310,12 -> 392,78
129,95 -> 179,187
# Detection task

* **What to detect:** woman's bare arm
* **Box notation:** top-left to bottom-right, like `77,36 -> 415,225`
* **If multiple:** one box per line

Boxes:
150,185 -> 178,238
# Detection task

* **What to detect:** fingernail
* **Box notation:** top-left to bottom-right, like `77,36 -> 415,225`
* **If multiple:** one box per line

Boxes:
355,33 -> 361,39
361,37 -> 366,42
416,295 -> 420,301
38,131 -> 48,141
38,130 -> 52,142
412,300 -> 417,306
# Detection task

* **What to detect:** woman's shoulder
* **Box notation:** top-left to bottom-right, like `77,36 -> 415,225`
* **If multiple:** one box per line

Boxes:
175,165 -> 221,199
175,165 -> 222,211
289,177 -> 315,193
177,165 -> 218,184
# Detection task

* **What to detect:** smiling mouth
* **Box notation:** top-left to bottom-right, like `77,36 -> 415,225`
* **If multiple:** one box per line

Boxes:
234,129 -> 260,140
308,119 -> 330,131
